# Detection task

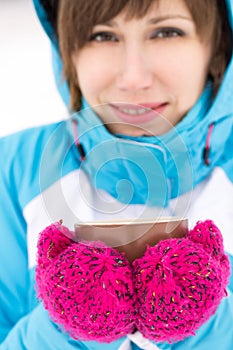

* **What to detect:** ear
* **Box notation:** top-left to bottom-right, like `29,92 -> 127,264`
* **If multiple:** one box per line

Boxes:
37,221 -> 73,269
188,220 -> 225,259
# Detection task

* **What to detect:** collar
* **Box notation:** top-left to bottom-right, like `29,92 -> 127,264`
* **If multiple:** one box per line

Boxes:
69,83 -> 232,208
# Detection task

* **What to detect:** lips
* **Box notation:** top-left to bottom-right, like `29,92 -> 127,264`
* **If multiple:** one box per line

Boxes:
109,102 -> 167,125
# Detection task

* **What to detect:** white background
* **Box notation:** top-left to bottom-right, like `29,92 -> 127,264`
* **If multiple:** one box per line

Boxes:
0,0 -> 68,137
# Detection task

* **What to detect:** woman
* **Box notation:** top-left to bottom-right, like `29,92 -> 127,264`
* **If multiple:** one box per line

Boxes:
0,0 -> 233,349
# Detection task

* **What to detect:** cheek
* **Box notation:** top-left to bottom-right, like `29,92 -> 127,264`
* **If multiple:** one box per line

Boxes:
76,65 -> 101,98
74,51 -> 116,102
160,48 -> 210,100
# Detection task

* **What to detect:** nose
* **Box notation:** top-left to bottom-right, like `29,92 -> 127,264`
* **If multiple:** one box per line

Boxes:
116,44 -> 153,92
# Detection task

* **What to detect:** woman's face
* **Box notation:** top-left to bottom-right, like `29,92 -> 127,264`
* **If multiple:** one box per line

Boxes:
73,0 -> 213,136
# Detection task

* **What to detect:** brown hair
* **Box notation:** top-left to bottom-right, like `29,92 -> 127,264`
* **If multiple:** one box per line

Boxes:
55,0 -> 232,111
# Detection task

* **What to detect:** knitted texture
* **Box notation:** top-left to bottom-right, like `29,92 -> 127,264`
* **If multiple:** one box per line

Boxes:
36,220 -> 230,343
133,220 -> 230,342
36,223 -> 136,342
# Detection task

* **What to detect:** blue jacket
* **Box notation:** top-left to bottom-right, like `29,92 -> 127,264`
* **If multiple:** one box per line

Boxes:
0,0 -> 233,349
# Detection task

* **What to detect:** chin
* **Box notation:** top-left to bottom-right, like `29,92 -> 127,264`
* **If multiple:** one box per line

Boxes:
113,127 -> 151,137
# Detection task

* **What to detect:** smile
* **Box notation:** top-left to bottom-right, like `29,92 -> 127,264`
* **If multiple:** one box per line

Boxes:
109,103 -> 167,125
117,107 -> 151,115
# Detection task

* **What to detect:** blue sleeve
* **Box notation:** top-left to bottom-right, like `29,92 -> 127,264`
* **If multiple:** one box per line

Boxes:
0,304 -> 88,350
0,136 -> 29,342
0,132 -> 75,349
171,291 -> 233,350
0,303 -> 126,350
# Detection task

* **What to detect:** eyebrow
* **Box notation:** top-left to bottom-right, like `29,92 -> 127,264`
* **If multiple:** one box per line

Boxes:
148,15 -> 193,24
98,15 -> 192,28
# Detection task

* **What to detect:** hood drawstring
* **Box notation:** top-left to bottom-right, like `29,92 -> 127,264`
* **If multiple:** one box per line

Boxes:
73,114 -> 215,169
73,116 -> 215,167
203,123 -> 215,166
72,118 -> 85,161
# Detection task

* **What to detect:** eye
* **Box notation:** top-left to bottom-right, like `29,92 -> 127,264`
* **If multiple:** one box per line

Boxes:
151,27 -> 185,39
89,31 -> 119,42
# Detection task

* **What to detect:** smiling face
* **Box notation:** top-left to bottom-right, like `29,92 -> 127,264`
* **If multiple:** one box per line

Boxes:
72,0 -> 213,136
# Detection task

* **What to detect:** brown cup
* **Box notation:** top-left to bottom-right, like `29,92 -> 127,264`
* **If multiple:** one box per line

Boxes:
73,217 -> 188,263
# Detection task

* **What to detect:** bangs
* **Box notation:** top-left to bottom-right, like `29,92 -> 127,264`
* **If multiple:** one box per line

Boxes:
58,0 -> 156,50
88,0 -> 157,23
184,0 -> 219,42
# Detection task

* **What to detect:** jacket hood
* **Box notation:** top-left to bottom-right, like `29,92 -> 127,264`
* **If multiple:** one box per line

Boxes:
32,0 -> 233,209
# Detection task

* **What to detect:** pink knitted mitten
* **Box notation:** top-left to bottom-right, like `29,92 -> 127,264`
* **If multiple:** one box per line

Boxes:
36,223 -> 136,342
36,220 -> 230,343
133,220 -> 230,342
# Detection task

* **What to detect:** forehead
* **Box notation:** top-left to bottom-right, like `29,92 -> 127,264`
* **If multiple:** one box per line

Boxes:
110,0 -> 192,24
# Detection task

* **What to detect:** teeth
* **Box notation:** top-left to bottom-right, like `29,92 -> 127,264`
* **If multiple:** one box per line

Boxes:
118,107 -> 150,115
